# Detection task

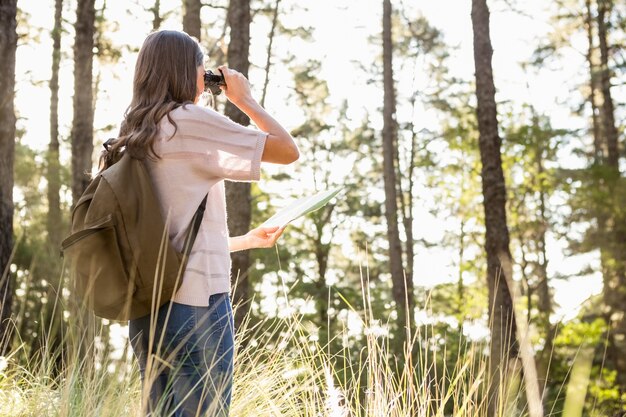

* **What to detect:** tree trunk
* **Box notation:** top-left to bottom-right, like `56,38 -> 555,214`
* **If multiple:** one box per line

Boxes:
585,0 -> 617,388
183,0 -> 202,40
382,0 -> 409,359
225,0 -> 253,337
470,1 -> 518,415
48,0 -> 63,271
596,0 -> 626,394
398,82 -> 418,325
395,92 -> 416,361
585,0 -> 602,161
47,0 -> 64,243
314,238 -> 330,349
312,206 -> 335,350
71,0 -> 96,206
44,0 -> 66,374
596,0 -> 619,169
260,0 -> 281,108
534,113 -> 553,400
70,0 -> 96,361
0,0 -> 17,356
457,218 -> 466,332
151,0 -> 162,31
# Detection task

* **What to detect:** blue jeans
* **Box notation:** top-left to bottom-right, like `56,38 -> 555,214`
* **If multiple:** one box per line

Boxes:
129,293 -> 235,417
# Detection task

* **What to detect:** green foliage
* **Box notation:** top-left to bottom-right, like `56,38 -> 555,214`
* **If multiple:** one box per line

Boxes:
554,318 -> 606,347
7,1 -> 626,415
249,58 -> 393,367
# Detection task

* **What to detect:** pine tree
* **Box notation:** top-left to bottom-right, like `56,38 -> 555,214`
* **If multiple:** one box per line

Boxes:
47,0 -> 63,259
534,0 -> 626,404
151,0 -> 162,30
183,0 -> 202,40
382,0 -> 410,362
0,0 -> 18,355
225,0 -> 254,336
70,0 -> 96,358
71,0 -> 96,206
260,0 -> 280,107
595,0 -> 626,392
471,0 -> 518,414
43,0 -> 65,374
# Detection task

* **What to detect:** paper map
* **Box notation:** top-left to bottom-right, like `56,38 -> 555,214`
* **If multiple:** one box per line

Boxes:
260,187 -> 343,229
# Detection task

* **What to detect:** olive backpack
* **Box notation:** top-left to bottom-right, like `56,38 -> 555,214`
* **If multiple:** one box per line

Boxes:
61,146 -> 207,321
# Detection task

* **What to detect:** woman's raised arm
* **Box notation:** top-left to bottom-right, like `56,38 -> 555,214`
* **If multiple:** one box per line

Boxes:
218,65 -> 300,165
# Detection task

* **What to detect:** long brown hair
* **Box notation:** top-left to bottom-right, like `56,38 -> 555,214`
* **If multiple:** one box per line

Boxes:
99,30 -> 204,170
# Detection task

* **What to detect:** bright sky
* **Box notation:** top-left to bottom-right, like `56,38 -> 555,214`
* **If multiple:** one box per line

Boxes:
14,0 -> 602,323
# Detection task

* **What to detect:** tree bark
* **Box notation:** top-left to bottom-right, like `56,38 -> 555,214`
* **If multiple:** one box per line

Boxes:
534,112 -> 553,400
596,0 -> 619,169
0,0 -> 17,356
48,0 -> 63,268
183,0 -> 202,40
312,205 -> 335,350
585,0 -> 602,161
314,232 -> 330,349
596,0 -> 626,394
71,0 -> 96,206
470,1 -> 518,415
585,0 -> 617,378
44,0 -> 66,373
382,0 -> 409,358
225,0 -> 253,336
457,218 -> 466,331
151,0 -> 162,31
260,0 -> 280,108
70,0 -> 96,361
398,74 -> 418,323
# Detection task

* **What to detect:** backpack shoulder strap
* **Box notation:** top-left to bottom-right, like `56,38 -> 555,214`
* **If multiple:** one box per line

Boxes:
181,193 -> 209,260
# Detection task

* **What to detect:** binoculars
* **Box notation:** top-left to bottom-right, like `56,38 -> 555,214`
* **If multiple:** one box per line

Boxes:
203,69 -> 226,96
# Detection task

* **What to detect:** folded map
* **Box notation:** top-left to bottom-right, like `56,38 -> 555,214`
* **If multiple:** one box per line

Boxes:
260,186 -> 343,229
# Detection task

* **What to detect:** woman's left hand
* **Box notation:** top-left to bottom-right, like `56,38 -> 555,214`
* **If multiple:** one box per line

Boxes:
245,225 -> 286,249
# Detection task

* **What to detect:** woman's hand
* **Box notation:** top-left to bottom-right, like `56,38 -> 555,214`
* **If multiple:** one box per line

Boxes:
217,65 -> 254,106
216,65 -> 299,165
244,225 -> 286,249
228,226 -> 285,252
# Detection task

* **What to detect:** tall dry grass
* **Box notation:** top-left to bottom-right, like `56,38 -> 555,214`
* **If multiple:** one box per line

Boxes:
0,249 -> 601,417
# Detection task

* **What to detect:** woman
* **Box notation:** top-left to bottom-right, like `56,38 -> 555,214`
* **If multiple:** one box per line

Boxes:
101,30 -> 299,417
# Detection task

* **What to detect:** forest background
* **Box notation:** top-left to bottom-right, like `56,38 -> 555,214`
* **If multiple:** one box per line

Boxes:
0,0 -> 625,416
